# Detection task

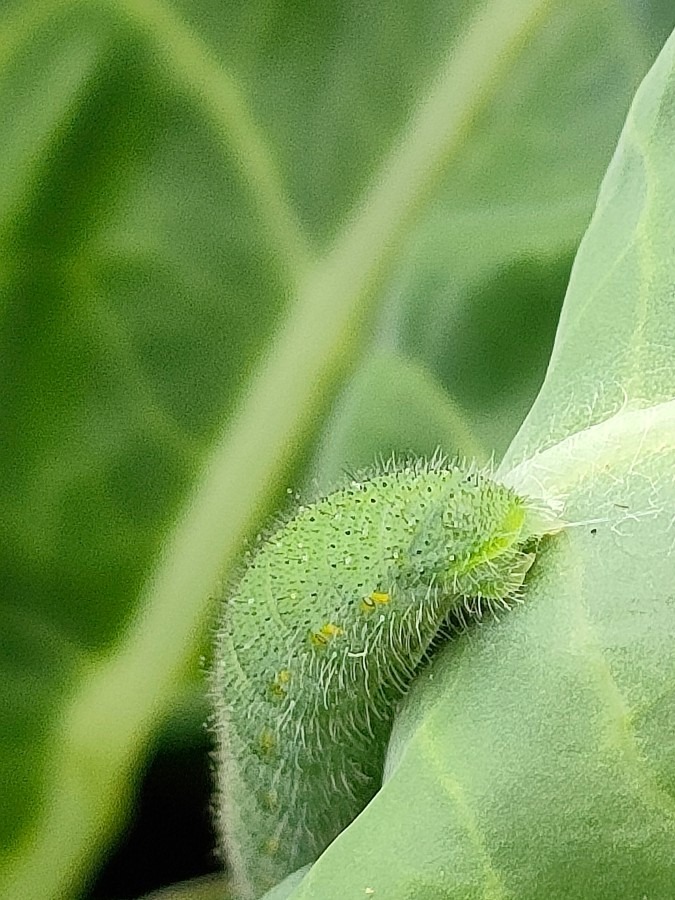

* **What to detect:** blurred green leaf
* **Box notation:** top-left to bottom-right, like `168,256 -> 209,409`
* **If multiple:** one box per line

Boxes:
311,352 -> 486,491
286,25 -> 675,899
314,0 -> 663,461
0,0 -> 670,898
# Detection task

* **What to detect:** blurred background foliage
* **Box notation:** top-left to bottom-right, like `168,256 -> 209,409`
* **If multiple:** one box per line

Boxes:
0,1 -> 673,898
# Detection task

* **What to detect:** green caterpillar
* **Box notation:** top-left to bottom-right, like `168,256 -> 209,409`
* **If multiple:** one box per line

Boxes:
212,457 -> 558,899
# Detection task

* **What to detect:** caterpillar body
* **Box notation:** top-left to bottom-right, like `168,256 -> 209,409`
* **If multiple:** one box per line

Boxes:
213,458 -> 556,899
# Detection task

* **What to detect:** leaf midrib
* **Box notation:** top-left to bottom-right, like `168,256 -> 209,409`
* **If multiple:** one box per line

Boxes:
500,397 -> 675,503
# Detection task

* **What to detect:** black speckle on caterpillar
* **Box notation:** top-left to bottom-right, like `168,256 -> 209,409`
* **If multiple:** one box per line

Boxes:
212,456 -> 560,899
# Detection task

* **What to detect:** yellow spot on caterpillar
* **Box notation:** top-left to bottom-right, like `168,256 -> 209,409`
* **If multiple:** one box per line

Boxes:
269,668 -> 292,700
259,728 -> 276,756
360,590 -> 390,613
309,622 -> 344,647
